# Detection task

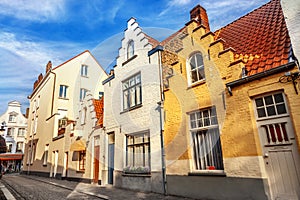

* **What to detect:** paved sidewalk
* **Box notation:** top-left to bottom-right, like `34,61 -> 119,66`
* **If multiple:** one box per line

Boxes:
21,174 -> 194,200
0,182 -> 15,200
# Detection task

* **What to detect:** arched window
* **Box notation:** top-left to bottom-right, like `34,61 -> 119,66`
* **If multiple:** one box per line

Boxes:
127,40 -> 134,59
188,53 -> 205,84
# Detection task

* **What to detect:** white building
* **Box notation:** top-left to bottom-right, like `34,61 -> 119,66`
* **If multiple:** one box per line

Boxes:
0,101 -> 27,171
102,18 -> 165,193
23,50 -> 107,180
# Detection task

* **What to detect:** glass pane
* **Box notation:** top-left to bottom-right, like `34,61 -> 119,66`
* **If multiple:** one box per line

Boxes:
276,104 -> 286,114
255,98 -> 264,107
257,108 -> 266,118
203,110 -> 210,126
135,135 -> 143,144
130,88 -> 136,107
197,67 -> 205,80
274,93 -> 284,103
129,78 -> 135,87
191,121 -> 196,129
127,136 -> 133,145
264,95 -> 273,105
195,54 -> 204,66
266,106 -> 276,116
190,56 -> 196,70
191,70 -> 198,83
123,81 -> 129,90
136,74 -> 141,83
136,85 -> 141,105
123,90 -> 128,110
190,113 -> 196,121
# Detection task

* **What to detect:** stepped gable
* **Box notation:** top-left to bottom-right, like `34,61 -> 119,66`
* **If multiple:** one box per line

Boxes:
93,98 -> 104,127
214,0 -> 291,76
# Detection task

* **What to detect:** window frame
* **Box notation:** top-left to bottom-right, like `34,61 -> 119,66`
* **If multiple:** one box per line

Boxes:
79,150 -> 86,171
189,107 -> 224,171
127,40 -> 134,60
122,73 -> 142,111
125,132 -> 150,170
59,85 -> 68,99
80,88 -> 88,101
187,52 -> 205,85
8,114 -> 16,123
81,64 -> 88,77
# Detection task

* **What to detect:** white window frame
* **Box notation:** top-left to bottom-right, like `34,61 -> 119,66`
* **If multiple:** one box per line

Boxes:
80,88 -> 88,101
126,132 -> 150,169
59,85 -> 68,99
81,65 -> 88,77
122,73 -> 142,111
189,107 -> 224,171
18,128 -> 25,137
187,52 -> 205,85
8,114 -> 16,122
127,40 -> 134,59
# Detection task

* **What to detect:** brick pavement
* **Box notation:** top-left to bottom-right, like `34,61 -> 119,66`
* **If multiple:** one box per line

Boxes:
21,174 -> 195,200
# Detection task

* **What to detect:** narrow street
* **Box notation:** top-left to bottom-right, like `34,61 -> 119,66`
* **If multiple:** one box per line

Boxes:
0,174 -> 194,200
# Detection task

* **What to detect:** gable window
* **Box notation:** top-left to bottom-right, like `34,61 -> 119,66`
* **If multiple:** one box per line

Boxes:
58,117 -> 67,135
190,107 -> 224,170
79,150 -> 86,171
59,85 -> 68,99
127,40 -> 134,59
123,73 -> 142,111
126,132 -> 150,169
188,52 -> 205,84
80,88 -> 88,101
81,65 -> 88,77
8,114 -> 16,122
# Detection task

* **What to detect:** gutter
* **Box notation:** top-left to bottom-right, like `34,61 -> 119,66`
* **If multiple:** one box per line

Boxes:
226,61 -> 296,95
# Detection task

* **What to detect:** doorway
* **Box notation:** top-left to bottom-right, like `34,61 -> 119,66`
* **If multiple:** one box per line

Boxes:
107,132 -> 115,184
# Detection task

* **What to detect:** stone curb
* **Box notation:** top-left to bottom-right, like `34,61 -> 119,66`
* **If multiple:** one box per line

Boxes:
0,182 -> 16,200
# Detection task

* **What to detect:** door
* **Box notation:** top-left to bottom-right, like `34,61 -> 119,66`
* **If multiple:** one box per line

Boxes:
62,152 -> 68,177
260,121 -> 300,200
93,145 -> 100,184
254,93 -> 300,199
108,143 -> 114,184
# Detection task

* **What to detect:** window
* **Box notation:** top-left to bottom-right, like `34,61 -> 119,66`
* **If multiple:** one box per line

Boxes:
190,107 -> 224,170
80,107 -> 86,125
58,117 -> 67,135
43,144 -> 49,166
7,128 -> 14,136
127,40 -> 134,59
36,96 -> 40,109
99,91 -> 104,99
31,143 -> 36,164
18,128 -> 25,137
123,73 -> 142,110
79,150 -> 86,171
8,114 -> 16,122
80,88 -> 88,101
126,132 -> 150,169
81,65 -> 88,76
188,53 -> 205,84
17,142 -> 24,152
8,143 -> 12,152
254,93 -> 287,118
59,85 -> 68,99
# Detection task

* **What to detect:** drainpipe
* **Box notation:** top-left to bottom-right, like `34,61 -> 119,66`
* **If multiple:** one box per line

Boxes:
157,49 -> 167,195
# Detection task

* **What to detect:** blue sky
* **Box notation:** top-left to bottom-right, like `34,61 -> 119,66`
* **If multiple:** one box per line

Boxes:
0,0 -> 269,114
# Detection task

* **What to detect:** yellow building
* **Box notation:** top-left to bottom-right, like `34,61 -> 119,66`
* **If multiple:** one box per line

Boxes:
161,1 -> 300,199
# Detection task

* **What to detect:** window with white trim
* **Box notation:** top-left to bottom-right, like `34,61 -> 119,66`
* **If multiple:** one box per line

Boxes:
79,150 -> 86,171
18,128 -> 25,137
127,40 -> 134,59
80,88 -> 88,101
188,53 -> 205,84
123,73 -> 142,110
189,107 -> 224,170
254,93 -> 287,118
59,85 -> 68,99
7,128 -> 14,137
8,114 -> 16,122
81,65 -> 88,77
126,132 -> 150,169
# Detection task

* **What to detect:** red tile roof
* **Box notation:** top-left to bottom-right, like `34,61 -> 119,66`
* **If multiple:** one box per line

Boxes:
144,33 -> 160,47
93,98 -> 104,127
214,0 -> 291,75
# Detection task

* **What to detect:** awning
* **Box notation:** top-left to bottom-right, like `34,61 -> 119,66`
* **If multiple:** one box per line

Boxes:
70,139 -> 86,151
0,153 -> 23,161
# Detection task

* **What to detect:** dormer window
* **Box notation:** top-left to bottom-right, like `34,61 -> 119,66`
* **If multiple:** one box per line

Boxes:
187,52 -> 205,84
8,114 -> 16,123
127,40 -> 134,59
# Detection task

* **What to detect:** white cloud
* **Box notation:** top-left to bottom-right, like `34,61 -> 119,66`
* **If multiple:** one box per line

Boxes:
168,0 -> 192,6
159,0 -> 193,17
0,0 -> 66,22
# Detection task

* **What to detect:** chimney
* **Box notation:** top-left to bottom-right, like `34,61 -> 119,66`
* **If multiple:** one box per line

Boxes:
190,5 -> 210,31
46,61 -> 52,73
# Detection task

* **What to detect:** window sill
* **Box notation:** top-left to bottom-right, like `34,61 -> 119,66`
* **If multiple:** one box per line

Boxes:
52,134 -> 64,141
122,173 -> 151,177
58,97 -> 69,100
120,104 -> 143,114
80,75 -> 89,78
189,170 -> 226,177
122,55 -> 138,66
76,170 -> 85,173
187,79 -> 206,89
42,164 -> 47,167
